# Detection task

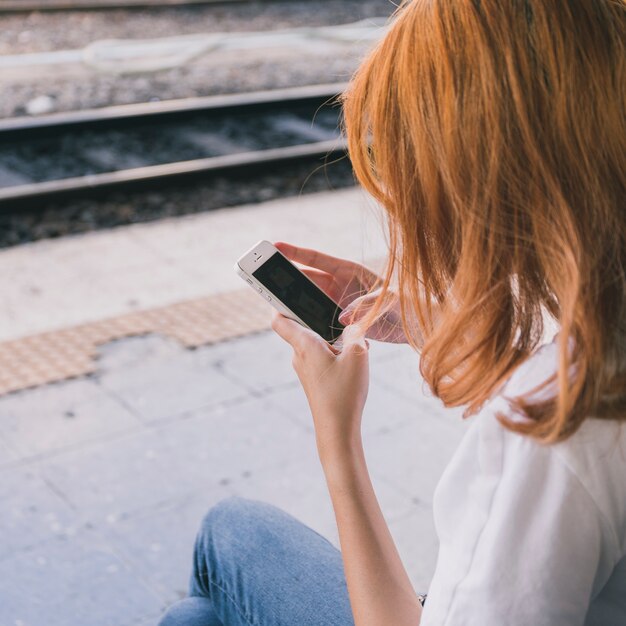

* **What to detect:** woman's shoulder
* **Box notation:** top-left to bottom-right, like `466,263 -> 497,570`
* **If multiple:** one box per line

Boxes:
482,398 -> 626,523
480,334 -> 626,472
471,337 -> 626,544
487,333 -> 563,415
449,332 -> 626,500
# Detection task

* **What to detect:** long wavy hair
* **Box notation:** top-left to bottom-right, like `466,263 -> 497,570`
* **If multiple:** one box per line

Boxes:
343,0 -> 626,443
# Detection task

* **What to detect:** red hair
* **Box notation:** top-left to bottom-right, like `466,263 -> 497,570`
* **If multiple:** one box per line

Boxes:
343,0 -> 626,442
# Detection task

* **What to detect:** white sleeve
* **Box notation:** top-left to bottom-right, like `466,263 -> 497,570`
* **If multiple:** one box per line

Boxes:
420,413 -> 609,626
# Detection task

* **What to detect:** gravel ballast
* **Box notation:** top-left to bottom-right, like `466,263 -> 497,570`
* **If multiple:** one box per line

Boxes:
0,0 -> 392,55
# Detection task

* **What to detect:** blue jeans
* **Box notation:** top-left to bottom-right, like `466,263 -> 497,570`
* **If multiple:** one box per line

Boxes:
157,496 -> 355,626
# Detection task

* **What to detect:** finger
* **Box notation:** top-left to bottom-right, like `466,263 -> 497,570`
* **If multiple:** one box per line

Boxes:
271,312 -> 310,348
338,291 -> 380,324
300,268 -> 337,297
273,241 -> 354,275
327,341 -> 342,355
271,312 -> 334,353
365,318 -> 407,343
337,324 -> 369,355
342,307 -> 405,343
339,289 -> 388,324
338,308 -> 353,325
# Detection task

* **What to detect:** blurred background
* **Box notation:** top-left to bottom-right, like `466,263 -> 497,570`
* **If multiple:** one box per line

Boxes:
0,2 -> 467,625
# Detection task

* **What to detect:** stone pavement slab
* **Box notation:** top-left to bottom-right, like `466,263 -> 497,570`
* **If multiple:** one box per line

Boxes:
96,342 -> 252,424
0,378 -> 142,459
0,330 -> 467,625
37,394 -> 314,524
0,436 -> 18,467
0,528 -> 164,626
0,466 -> 77,562
196,330 -> 299,394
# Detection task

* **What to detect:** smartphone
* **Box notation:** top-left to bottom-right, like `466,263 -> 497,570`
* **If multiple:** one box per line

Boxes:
235,240 -> 345,343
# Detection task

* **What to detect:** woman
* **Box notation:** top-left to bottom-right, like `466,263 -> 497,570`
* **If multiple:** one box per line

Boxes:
159,1 -> 625,624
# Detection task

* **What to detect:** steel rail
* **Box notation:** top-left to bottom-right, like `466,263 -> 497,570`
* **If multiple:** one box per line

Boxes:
0,83 -> 347,143
0,0 -> 274,13
0,140 -> 348,212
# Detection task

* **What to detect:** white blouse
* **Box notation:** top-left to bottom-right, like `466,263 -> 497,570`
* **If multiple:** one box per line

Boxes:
420,339 -> 626,626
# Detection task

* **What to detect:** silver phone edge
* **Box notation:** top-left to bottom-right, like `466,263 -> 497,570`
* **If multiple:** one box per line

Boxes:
233,261 -> 319,337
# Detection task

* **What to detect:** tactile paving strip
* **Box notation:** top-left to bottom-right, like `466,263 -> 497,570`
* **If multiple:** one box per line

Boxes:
0,288 -> 271,397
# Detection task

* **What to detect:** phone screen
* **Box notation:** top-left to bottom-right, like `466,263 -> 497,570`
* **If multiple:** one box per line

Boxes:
252,252 -> 344,342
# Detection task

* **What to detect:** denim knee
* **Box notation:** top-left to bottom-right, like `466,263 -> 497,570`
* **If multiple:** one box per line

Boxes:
157,597 -> 220,626
199,496 -> 251,535
191,496 -> 270,598
196,496 -> 263,552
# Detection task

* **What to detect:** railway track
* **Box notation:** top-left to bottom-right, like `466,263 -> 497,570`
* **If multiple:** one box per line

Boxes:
0,83 -> 349,214
0,0 -> 264,12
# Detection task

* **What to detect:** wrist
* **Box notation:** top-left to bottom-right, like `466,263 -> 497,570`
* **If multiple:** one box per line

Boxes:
312,407 -> 364,460
317,436 -> 366,485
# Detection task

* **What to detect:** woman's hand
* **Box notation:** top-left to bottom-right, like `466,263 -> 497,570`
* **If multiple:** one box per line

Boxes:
339,287 -> 408,344
271,312 -> 370,463
274,242 -> 409,344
